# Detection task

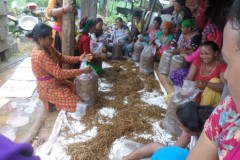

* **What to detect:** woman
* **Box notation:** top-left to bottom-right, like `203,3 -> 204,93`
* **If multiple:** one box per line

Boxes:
75,17 -> 96,68
132,10 -> 144,39
91,18 -> 108,53
169,24 -> 223,87
187,1 -> 240,159
26,23 -> 92,112
140,16 -> 162,45
123,101 -> 214,160
194,0 -> 209,31
160,0 -> 192,32
91,18 -> 104,42
170,19 -> 201,56
111,17 -> 133,56
46,0 -> 75,52
156,21 -> 174,55
184,23 -> 223,63
185,41 -> 226,107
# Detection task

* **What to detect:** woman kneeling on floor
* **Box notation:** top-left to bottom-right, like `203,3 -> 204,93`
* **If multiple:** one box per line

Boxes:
26,23 -> 92,112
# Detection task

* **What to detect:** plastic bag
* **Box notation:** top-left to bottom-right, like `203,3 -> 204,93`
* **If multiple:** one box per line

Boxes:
109,139 -> 148,160
112,41 -> 124,59
159,49 -> 173,75
132,41 -> 144,62
162,80 -> 201,136
75,102 -> 88,117
90,40 -> 103,58
74,62 -> 98,105
140,46 -> 156,75
169,55 -> 188,74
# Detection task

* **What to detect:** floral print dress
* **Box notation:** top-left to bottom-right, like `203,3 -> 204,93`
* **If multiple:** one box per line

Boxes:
204,96 -> 240,160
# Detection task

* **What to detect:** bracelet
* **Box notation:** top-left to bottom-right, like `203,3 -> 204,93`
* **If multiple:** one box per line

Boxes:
62,7 -> 65,13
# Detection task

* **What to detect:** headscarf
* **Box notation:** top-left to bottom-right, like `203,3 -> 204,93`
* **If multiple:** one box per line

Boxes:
181,19 -> 195,28
162,21 -> 173,29
75,17 -> 95,42
202,24 -> 223,48
79,17 -> 95,32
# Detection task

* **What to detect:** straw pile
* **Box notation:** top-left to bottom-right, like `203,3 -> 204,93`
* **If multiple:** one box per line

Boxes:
66,60 -> 167,160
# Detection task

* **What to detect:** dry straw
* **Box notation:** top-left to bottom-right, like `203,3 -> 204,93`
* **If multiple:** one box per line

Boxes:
66,60 -> 170,160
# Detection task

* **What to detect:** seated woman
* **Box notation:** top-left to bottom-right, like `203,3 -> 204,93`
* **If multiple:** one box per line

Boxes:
160,0 -> 192,33
170,19 -> 201,55
90,18 -> 108,53
27,23 -> 92,112
185,41 -> 226,107
75,17 -> 96,68
110,17 -> 133,57
183,23 -> 223,63
123,101 -> 214,160
140,16 -> 162,45
169,24 -> 223,88
156,21 -> 174,55
132,10 -> 144,40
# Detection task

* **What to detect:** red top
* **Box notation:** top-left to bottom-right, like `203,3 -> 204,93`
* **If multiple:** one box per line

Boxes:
193,57 -> 226,82
77,33 -> 91,55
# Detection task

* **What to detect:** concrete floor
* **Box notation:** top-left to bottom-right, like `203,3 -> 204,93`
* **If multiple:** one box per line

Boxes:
0,55 -> 59,146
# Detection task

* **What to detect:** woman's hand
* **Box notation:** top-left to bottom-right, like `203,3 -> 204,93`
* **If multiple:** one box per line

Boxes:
81,67 -> 92,74
63,3 -> 75,13
196,80 -> 207,90
79,53 -> 93,62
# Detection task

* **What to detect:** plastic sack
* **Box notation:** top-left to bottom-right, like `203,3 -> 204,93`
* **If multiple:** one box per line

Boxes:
132,42 -> 144,62
112,41 -> 124,59
159,49 -> 173,75
169,55 -> 188,74
151,146 -> 189,160
140,46 -> 156,75
74,62 -> 98,105
162,80 -> 201,136
90,40 -> 103,58
75,102 -> 88,117
109,139 -> 149,160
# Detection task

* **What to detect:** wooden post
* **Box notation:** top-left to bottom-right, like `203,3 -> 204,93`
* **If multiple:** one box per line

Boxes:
62,0 -> 76,69
80,0 -> 97,19
143,0 -> 156,32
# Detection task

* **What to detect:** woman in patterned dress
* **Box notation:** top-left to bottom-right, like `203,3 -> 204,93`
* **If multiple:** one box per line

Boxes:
26,23 -> 92,112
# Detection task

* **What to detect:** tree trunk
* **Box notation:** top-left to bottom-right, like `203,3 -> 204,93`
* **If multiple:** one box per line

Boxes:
80,0 -> 97,18
62,0 -> 76,69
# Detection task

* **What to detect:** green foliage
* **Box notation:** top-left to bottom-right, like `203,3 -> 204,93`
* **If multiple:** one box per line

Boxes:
105,13 -> 128,24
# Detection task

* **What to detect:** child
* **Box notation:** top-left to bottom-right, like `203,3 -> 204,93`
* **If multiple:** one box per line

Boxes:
122,101 -> 214,160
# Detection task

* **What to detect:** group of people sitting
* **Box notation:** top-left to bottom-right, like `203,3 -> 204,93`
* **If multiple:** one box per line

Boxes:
3,0 -> 239,160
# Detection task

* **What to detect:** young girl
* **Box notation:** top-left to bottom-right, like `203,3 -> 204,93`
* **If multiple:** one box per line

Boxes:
122,101 -> 214,160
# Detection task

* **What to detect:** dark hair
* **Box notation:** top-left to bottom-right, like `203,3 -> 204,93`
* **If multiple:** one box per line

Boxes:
228,0 -> 240,30
176,101 -> 214,133
25,23 -> 52,41
96,18 -> 103,24
116,17 -> 123,22
176,0 -> 186,6
201,41 -> 220,52
133,10 -> 142,17
153,16 -> 162,25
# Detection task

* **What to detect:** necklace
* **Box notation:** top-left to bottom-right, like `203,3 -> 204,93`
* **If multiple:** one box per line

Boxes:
201,61 -> 217,76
